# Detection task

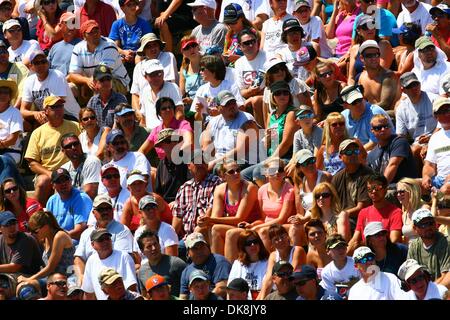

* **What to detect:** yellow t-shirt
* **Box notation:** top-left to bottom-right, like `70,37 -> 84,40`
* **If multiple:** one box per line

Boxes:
25,120 -> 81,171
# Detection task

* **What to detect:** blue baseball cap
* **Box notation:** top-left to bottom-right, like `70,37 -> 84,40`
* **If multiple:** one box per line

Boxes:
289,264 -> 317,281
115,107 -> 134,117
392,24 -> 421,38
0,211 -> 17,226
106,129 -> 125,144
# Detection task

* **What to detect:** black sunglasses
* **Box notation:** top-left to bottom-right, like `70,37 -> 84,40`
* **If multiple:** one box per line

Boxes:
241,39 -> 256,47
314,192 -> 331,200
415,220 -> 435,229
63,141 -> 80,149
293,279 -> 309,287
225,168 -> 241,175
407,274 -> 426,285
95,206 -> 113,213
49,280 -> 67,287
81,115 -> 96,122
42,0 -> 56,5
371,124 -> 390,131
112,140 -> 127,147
244,238 -> 259,247
4,185 -> 19,194
340,149 -> 360,156
297,157 -> 316,167
102,173 -> 120,180
273,90 -> 290,97
363,52 -> 380,59
32,59 -> 48,66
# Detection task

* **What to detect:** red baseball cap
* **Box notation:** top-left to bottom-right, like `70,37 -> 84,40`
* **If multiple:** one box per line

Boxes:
80,20 -> 99,35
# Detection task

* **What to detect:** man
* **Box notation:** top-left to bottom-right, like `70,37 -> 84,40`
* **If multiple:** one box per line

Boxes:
179,232 -> 231,300
412,36 -> 450,96
340,85 -> 393,151
68,20 -> 130,99
46,168 -> 92,242
145,274 -> 178,300
234,28 -> 266,127
264,260 -> 298,300
24,96 -> 80,205
3,19 -> 39,63
226,278 -> 249,300
188,269 -> 223,300
422,97 -> 450,193
172,151 -> 222,241
81,228 -> 137,300
137,59 -> 183,129
40,273 -> 69,300
260,0 -> 294,54
398,259 -> 448,300
48,12 -> 81,77
426,3 -> 450,59
348,174 -> 403,253
357,39 -> 401,111
0,0 -> 30,44
397,0 -> 433,34
188,0 -> 228,53
368,114 -> 418,183
320,234 -> 360,299
136,230 -> 187,297
219,0 -> 269,30
21,50 -> 81,125
78,0 -> 117,37
407,208 -> 450,288
331,139 -> 373,224
60,133 -> 102,200
201,90 -> 256,171
0,211 -> 43,278
98,267 -> 143,300
348,246 -> 404,300
292,264 -> 342,300
75,193 -> 134,285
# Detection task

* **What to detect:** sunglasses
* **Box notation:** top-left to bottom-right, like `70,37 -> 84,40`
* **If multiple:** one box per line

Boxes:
404,82 -> 420,90
318,70 -> 333,78
160,105 -> 173,111
331,121 -> 345,128
244,238 -> 259,247
296,112 -> 314,120
315,192 -> 331,200
4,185 -> 19,194
102,173 -> 120,180
372,124 -> 390,131
419,46 -> 435,53
293,279 -> 309,287
273,90 -> 290,97
81,115 -> 96,122
42,0 -> 56,5
95,206 -> 113,213
367,185 -> 384,193
340,149 -> 360,156
32,59 -> 48,66
241,39 -> 256,47
7,27 -> 22,33
415,220 -> 435,229
143,204 -> 158,211
266,167 -> 284,176
63,141 -> 80,149
148,71 -> 163,78
407,274 -> 426,285
49,104 -> 64,110
112,140 -> 127,147
225,168 -> 241,175
396,189 -> 407,195
182,43 -> 198,51
49,280 -> 67,287
297,157 -> 316,167
363,52 -> 380,59
356,254 -> 375,264
275,271 -> 292,278
350,98 -> 363,105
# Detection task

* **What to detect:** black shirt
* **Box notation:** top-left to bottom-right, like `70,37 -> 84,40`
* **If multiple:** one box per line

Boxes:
155,157 -> 191,203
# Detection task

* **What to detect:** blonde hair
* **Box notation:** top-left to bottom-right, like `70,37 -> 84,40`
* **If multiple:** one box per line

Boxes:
370,113 -> 390,125
28,210 -> 64,233
397,178 -> 422,212
310,182 -> 342,220
322,112 -> 349,159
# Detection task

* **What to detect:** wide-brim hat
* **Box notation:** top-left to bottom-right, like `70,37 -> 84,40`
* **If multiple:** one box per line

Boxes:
137,33 -> 166,55
0,79 -> 18,100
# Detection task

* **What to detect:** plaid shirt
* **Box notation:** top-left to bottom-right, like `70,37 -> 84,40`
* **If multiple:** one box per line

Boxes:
87,91 -> 128,128
172,174 -> 222,237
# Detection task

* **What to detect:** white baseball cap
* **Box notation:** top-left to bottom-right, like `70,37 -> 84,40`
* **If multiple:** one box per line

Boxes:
187,0 -> 216,10
142,59 -> 164,75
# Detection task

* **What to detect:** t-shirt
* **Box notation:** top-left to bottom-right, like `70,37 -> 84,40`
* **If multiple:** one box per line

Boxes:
300,16 -> 333,58
356,203 -> 403,241
79,127 -> 105,157
402,281 -> 447,300
412,58 -> 450,96
87,188 -> 130,225
0,232 -> 43,275
22,69 -> 80,119
425,128 -> 450,179
109,18 -> 152,51
352,9 -> 398,43
219,0 -> 269,23
320,257 -> 360,296
190,20 -> 228,53
348,271 -> 404,300
395,91 -> 438,142
133,222 -> 178,259
367,135 -> 419,182
265,288 -> 298,300
261,14 -> 295,55
48,39 -> 81,76
397,3 -> 433,34
79,1 -> 117,37
258,182 -> 294,221
155,159 -> 191,204
61,154 -> 102,189
234,50 -> 267,90
147,118 -> 192,159
377,243 -> 408,276
227,259 -> 268,300
24,120 -> 81,171
293,126 -> 323,154
7,39 -> 40,63
0,105 -> 23,162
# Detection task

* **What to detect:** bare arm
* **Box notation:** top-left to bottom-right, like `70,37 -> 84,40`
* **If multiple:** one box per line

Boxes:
252,14 -> 268,31
389,230 -> 402,244
325,0 -> 340,39
137,138 -> 154,155
0,132 -> 20,148
336,210 -> 351,241
73,256 -> 85,286
270,112 -> 299,159
212,280 -> 227,299
172,216 -> 183,237
347,45 -> 358,85
383,156 -> 403,184
422,160 -> 436,190
164,245 -> 178,257
83,183 -> 98,200
378,74 -> 399,110
257,253 -> 275,299
0,263 -> 23,273
68,223 -> 87,241
347,230 -> 362,256
346,201 -> 370,220
120,200 -> 133,229
27,159 -> 52,177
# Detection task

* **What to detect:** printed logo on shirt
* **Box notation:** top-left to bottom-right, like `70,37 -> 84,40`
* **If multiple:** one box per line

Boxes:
31,88 -> 51,110
242,71 -> 257,86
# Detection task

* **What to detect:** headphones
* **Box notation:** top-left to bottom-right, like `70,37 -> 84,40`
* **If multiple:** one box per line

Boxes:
400,269 -> 432,292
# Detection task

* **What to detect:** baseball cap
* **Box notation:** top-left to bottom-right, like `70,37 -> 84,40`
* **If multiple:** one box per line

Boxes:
227,278 -> 249,292
282,18 -> 303,34
363,221 -> 387,238
433,97 -> 450,114
28,50 -> 46,63
338,139 -> 358,153
93,64 -> 112,81
181,38 -> 199,51
272,260 -> 293,275
270,80 -> 290,94
223,3 -> 243,24
142,59 -> 164,75
289,264 -> 317,282
59,11 -> 76,24
340,85 -> 363,104
205,45 -> 222,55
294,0 -> 311,11
356,14 -> 375,29
217,90 -> 236,106
93,193 -> 113,209
137,33 -> 165,54
155,128 -> 181,146
2,19 -> 20,33
430,3 -> 450,16
0,0 -> 13,5
392,23 -> 420,36
185,232 -> 208,249
295,149 -> 314,165
51,168 -> 71,183
397,259 -> 425,282
126,173 -> 146,186
138,195 -> 158,210
411,208 -> 434,225
415,36 -> 435,50
352,246 -> 375,262
326,236 -> 347,250
295,104 -> 313,117
263,57 -> 286,73
106,128 -> 125,144
67,284 -> 83,296
0,211 -> 17,226
358,40 -> 380,55
98,268 -> 122,286
400,72 -> 420,88
145,274 -> 168,291
296,45 -> 317,66
90,228 -> 112,241
187,0 -> 216,10
442,73 -> 450,94
100,163 -> 119,176
189,269 -> 210,286
43,96 -> 65,108
80,19 -> 99,35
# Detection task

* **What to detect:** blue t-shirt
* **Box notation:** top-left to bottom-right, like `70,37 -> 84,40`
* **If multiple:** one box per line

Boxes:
46,188 -> 92,233
352,9 -> 399,47
180,253 -> 231,295
48,39 -> 81,76
109,18 -> 153,51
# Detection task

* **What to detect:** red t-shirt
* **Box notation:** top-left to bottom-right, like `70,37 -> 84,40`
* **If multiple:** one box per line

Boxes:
11,198 -> 43,232
80,2 -> 117,37
356,202 -> 403,241
432,31 -> 450,60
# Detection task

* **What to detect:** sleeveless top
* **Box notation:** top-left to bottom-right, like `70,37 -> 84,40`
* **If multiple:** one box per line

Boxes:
224,183 -> 261,222
130,212 -> 141,233
274,246 -> 295,264
319,99 -> 343,119
323,214 -> 339,237
43,245 -> 75,275
300,171 -> 325,211
322,0 -> 334,24
323,149 -> 345,175
183,69 -> 204,99
402,212 -> 419,243
268,106 -> 296,159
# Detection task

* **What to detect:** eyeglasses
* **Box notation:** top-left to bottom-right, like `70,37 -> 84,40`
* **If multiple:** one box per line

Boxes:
225,168 -> 241,175
32,59 -> 48,66
296,112 -> 314,120
42,0 -> 56,5
407,274 -> 426,285
102,173 -> 120,180
359,24 -> 374,31
143,204 -> 158,211
293,279 -> 309,287
4,185 -> 19,194
419,46 -> 435,53
244,238 -> 259,247
356,254 -> 375,264
318,70 -> 333,78
49,280 -> 67,287
49,104 -> 64,110
273,90 -> 290,97
275,271 -> 292,278
63,141 -> 80,149
297,157 -> 316,167
95,206 -> 113,213
340,149 -> 360,156
54,176 -> 70,184
314,192 -> 331,200
350,98 -> 363,105
266,167 -> 284,176
396,189 -> 407,195
112,140 -> 127,147
361,0 -> 376,3
415,220 -> 435,229
367,184 -> 385,193
363,52 -> 380,59
404,82 -> 420,90
372,124 -> 390,131
7,27 -> 22,33
241,39 -> 256,47
81,115 -> 96,122
330,121 -> 345,128
99,76 -> 112,82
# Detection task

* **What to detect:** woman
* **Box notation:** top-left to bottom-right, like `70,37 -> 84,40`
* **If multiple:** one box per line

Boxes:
348,15 -> 394,85
260,0 -> 294,53
259,224 -> 306,299
312,59 -> 346,121
138,97 -> 193,161
312,0 -> 334,24
35,0 -> 64,52
18,210 -> 75,283
304,219 -> 332,278
393,22 -> 421,76
78,107 -> 106,157
227,230 -> 269,300
0,177 -> 42,232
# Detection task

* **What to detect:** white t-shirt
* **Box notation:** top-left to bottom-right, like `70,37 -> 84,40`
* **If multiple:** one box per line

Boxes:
132,222 -> 178,259
0,105 -> 23,163
139,81 -> 183,129
263,77 -> 309,111
18,0 -> 38,30
425,128 -> 450,179
234,50 -> 267,90
87,188 -> 131,225
81,249 -> 137,300
401,281 -> 447,300
227,259 -> 268,300
348,271 -> 404,300
320,257 -> 361,293
61,154 -> 101,188
397,3 -> 433,34
219,0 -> 269,23
277,43 -> 311,81
261,14 -> 295,55
412,61 -> 450,96
78,127 -> 106,157
22,69 -> 81,119
300,16 -> 333,58
8,39 -> 40,63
